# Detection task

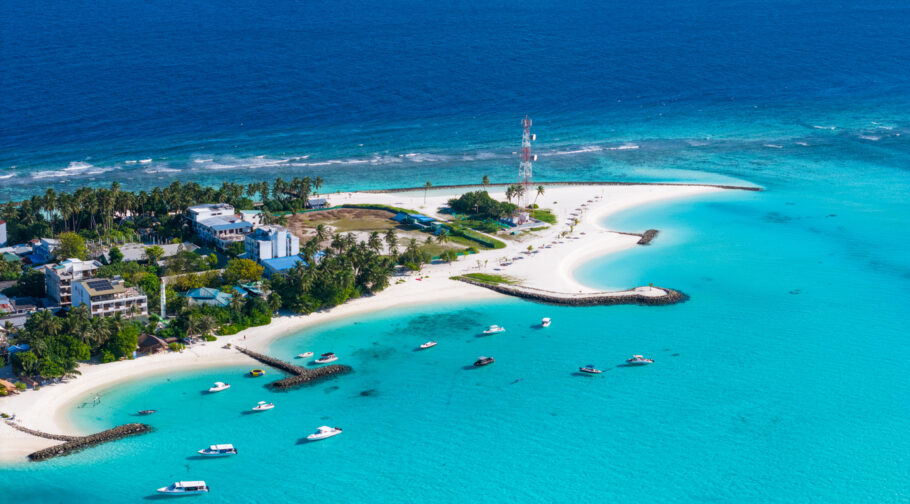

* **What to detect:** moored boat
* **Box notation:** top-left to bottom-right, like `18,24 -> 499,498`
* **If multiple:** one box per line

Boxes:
297,351 -> 314,359
314,352 -> 338,364
306,425 -> 343,441
579,365 -> 602,374
157,481 -> 209,495
541,317 -> 551,327
198,444 -> 237,457
138,409 -> 156,415
207,382 -> 230,393
482,325 -> 506,334
251,401 -> 274,411
626,355 -> 654,365
474,356 -> 495,367
419,341 -> 437,349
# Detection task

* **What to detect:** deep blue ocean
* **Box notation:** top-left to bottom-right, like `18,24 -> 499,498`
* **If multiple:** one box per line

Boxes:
2,0 -> 910,502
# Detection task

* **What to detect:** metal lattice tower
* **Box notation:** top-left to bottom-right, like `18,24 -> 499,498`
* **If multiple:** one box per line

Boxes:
518,115 -> 536,208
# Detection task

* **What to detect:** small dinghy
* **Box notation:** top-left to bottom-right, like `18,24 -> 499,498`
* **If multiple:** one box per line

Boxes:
482,325 -> 506,335
579,365 -> 602,374
419,341 -> 437,349
251,401 -> 274,411
314,352 -> 338,364
198,444 -> 237,457
474,356 -> 495,367
541,317 -> 551,328
208,382 -> 230,393
137,409 -> 156,415
297,351 -> 314,359
306,426 -> 342,441
157,481 -> 209,495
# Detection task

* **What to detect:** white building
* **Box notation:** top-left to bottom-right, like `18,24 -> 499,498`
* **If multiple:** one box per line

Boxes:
187,203 -> 253,249
45,258 -> 102,306
244,226 -> 300,262
72,278 -> 148,318
0,220 -> 6,247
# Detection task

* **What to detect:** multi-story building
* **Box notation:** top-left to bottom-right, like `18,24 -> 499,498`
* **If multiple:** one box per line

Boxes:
72,278 -> 148,318
45,258 -> 101,306
244,226 -> 300,262
187,203 -> 253,249
0,220 -> 7,247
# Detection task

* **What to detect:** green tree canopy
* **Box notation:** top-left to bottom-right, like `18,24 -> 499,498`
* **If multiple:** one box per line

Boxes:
56,232 -> 88,260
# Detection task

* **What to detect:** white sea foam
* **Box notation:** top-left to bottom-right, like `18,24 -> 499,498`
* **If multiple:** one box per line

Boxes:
31,161 -> 116,180
764,144 -> 783,149
139,159 -> 152,164
812,125 -> 836,130
857,135 -> 880,141
194,158 -> 214,163
607,144 -> 640,151
796,142 -> 810,146
124,160 -> 137,164
144,167 -> 180,174
0,174 -> 14,180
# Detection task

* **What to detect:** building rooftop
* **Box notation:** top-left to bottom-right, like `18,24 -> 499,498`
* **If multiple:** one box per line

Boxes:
188,203 -> 234,212
198,216 -> 253,231
77,278 -> 130,297
262,255 -> 306,272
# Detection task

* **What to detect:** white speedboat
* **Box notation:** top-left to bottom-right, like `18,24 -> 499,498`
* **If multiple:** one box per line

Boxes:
541,317 -> 551,327
297,351 -> 314,359
482,325 -> 506,334
251,401 -> 274,411
208,381 -> 230,393
626,355 -> 654,366
198,444 -> 237,457
314,352 -> 338,364
579,365 -> 602,374
157,481 -> 209,495
419,341 -> 437,349
306,426 -> 342,441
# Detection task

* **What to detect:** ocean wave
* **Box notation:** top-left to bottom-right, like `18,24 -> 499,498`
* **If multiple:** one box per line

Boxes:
139,159 -> 152,164
813,125 -> 836,130
144,167 -> 181,174
607,144 -> 640,151
31,161 -> 117,180
857,134 -> 881,141
764,144 -> 783,149
0,173 -> 14,180
547,145 -> 604,155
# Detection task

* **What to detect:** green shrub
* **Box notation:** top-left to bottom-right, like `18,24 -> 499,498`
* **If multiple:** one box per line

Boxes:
15,382 -> 26,391
204,335 -> 217,342
100,350 -> 117,363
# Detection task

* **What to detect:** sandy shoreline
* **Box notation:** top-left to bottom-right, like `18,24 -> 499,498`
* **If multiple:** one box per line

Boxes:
0,182 -> 728,463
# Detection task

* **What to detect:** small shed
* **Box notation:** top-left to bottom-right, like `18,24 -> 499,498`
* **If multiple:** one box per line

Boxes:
137,334 -> 169,355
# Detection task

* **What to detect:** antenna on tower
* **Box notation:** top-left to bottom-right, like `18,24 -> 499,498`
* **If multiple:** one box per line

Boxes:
518,115 -> 536,209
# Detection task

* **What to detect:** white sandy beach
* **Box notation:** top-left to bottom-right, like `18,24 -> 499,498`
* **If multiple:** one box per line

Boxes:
0,183 -> 730,462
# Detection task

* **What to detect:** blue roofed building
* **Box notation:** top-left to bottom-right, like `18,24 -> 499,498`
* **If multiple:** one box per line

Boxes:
392,212 -> 438,230
184,287 -> 233,307
187,203 -> 254,250
261,255 -> 306,278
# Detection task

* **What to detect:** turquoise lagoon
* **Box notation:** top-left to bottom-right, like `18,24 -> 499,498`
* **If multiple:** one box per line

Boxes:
2,166 -> 909,502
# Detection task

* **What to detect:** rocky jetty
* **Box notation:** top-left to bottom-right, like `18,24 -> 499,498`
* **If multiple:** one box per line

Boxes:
637,229 -> 659,245
235,347 -> 353,389
26,423 -> 151,462
5,421 -> 80,442
455,277 -> 687,307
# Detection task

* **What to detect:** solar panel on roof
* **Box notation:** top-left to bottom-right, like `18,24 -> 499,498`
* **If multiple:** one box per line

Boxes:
86,279 -> 113,291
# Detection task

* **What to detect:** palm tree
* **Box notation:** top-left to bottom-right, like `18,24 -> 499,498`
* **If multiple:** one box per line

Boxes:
505,185 -> 515,204
482,175 -> 490,190
534,185 -> 545,207
435,229 -> 449,245
315,224 -> 328,243
384,229 -> 398,253
197,315 -> 217,339
313,176 -> 324,197
368,231 -> 383,253
424,181 -> 431,205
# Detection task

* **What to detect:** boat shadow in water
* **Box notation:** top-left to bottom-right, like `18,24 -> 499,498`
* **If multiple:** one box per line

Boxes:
142,495 -> 188,501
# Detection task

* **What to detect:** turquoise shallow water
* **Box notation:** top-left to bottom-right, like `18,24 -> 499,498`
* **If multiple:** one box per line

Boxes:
1,163 -> 909,501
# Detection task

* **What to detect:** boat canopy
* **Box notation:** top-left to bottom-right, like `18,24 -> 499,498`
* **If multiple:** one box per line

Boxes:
210,444 -> 234,451
176,481 -> 206,488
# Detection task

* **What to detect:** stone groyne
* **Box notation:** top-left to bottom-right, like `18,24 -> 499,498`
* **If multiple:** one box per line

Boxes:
455,277 -> 687,307
5,421 -> 81,442
26,423 -> 152,462
637,229 -> 659,245
235,347 -> 353,389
